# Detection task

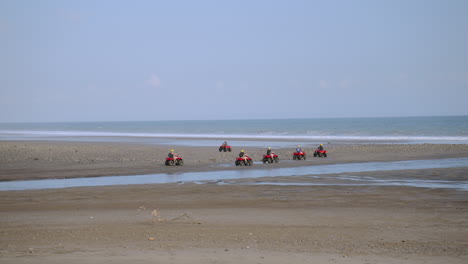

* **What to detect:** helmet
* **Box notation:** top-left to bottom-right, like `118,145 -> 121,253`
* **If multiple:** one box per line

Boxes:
320,144 -> 323,146
171,149 -> 174,152
268,147 -> 271,149
241,150 -> 244,152
297,145 -> 301,147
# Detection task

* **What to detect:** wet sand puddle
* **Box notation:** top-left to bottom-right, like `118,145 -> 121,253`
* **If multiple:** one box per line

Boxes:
227,175 -> 468,190
1,158 -> 467,191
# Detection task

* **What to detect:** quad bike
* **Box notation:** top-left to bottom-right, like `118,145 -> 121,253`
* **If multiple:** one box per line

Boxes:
313,149 -> 327,158
219,145 -> 232,152
292,152 -> 307,160
235,156 -> 253,166
165,156 -> 184,166
262,153 -> 279,163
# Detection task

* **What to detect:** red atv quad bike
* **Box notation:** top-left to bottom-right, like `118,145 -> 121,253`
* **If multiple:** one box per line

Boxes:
219,145 -> 232,152
262,153 -> 279,163
292,152 -> 307,160
313,149 -> 327,158
235,156 -> 253,166
165,156 -> 184,166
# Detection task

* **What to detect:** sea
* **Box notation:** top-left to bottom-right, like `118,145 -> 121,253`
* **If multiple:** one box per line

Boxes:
0,116 -> 467,147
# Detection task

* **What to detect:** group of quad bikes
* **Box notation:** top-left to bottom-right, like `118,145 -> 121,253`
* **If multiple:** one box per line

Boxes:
234,153 -> 280,166
293,149 -> 328,160
166,143 -> 327,166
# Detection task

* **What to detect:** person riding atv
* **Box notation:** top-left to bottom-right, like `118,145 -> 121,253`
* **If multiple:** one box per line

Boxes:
293,145 -> 306,160
219,141 -> 232,152
313,144 -> 327,158
168,149 -> 176,159
236,150 -> 253,166
239,149 -> 246,159
165,149 -> 184,165
263,147 -> 279,163
266,147 -> 272,156
239,149 -> 249,162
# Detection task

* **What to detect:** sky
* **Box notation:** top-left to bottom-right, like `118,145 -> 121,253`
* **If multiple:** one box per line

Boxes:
1,0 -> 467,122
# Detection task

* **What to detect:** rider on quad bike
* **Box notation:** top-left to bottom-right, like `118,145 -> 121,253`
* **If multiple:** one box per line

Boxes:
293,145 -> 306,160
263,147 -> 279,163
236,150 -> 253,166
219,141 -> 232,152
166,149 -> 184,165
313,144 -> 328,158
239,149 -> 246,160
168,149 -> 176,159
296,145 -> 302,153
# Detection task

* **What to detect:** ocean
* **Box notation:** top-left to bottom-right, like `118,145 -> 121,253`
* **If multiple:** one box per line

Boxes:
0,116 -> 467,147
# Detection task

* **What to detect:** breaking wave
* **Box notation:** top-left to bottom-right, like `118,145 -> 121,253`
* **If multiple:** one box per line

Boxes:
1,130 -> 468,143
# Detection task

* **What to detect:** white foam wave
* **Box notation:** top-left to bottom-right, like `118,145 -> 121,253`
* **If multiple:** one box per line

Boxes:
1,130 -> 468,142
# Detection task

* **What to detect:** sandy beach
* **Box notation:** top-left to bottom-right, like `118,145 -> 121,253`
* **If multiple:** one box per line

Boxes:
1,140 -> 468,263
1,140 -> 467,181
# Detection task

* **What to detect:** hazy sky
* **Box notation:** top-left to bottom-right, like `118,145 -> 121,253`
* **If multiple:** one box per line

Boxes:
1,0 -> 467,122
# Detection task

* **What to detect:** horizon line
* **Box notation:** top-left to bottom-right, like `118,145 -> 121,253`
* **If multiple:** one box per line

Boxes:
0,114 -> 467,124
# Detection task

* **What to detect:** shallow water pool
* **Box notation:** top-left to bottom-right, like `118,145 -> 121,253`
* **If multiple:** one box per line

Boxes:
0,158 -> 467,191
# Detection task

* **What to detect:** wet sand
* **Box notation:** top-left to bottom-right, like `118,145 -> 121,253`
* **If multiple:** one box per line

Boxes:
1,141 -> 468,263
1,140 -> 467,181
